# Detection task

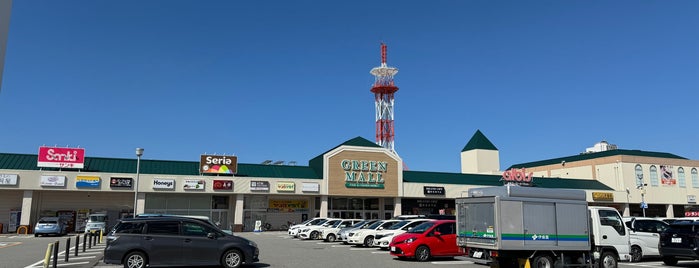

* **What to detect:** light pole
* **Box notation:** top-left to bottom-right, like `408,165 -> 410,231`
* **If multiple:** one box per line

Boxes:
133,148 -> 144,217
637,173 -> 647,217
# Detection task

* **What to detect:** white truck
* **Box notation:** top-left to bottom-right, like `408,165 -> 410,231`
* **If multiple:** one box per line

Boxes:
456,186 -> 630,268
84,213 -> 108,234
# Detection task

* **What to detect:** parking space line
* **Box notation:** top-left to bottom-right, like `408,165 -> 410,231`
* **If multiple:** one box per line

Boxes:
331,245 -> 351,247
349,248 -> 376,250
371,251 -> 389,254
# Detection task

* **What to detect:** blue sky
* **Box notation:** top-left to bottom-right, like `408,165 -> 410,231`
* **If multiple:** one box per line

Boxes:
1,1 -> 698,173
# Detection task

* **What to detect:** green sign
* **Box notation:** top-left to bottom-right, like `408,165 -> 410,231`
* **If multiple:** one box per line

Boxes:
341,159 -> 387,189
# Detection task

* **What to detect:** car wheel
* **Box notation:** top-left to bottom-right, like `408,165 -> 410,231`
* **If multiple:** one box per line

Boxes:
663,256 -> 678,266
310,231 -> 319,240
532,255 -> 554,268
630,246 -> 642,262
597,251 -> 617,268
222,249 -> 243,268
327,234 -> 336,242
363,236 -> 374,247
123,251 -> 147,268
415,245 -> 431,262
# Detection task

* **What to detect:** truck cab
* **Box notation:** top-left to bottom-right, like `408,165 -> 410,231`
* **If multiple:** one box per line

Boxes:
84,213 -> 108,234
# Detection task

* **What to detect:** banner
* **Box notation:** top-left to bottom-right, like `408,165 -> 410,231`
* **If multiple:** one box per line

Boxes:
661,165 -> 676,186
76,176 -> 100,188
276,182 -> 295,192
269,200 -> 308,212
183,179 -> 205,190
40,175 -> 66,187
37,146 -> 85,169
0,174 -> 18,185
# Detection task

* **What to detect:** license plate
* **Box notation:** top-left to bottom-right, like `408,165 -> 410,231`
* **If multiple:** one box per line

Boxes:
473,251 -> 483,258
672,237 -> 682,243
391,246 -> 396,251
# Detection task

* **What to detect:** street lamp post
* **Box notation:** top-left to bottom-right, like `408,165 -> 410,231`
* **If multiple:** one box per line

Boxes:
133,148 -> 144,217
637,173 -> 647,217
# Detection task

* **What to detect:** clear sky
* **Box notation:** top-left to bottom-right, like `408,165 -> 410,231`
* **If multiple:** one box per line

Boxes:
1,1 -> 698,173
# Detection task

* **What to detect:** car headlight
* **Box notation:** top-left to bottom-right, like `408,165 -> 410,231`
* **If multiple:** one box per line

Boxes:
405,237 -> 416,243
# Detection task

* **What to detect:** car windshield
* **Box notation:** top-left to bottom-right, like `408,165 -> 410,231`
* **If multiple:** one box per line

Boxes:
350,221 -> 368,228
309,219 -> 326,225
89,215 -> 107,222
39,219 -> 58,224
299,219 -> 314,225
407,221 -> 436,233
365,221 -> 385,229
387,220 -> 410,230
323,220 -> 340,227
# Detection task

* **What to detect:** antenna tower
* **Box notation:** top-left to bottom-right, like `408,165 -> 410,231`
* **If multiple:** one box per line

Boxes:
370,43 -> 399,152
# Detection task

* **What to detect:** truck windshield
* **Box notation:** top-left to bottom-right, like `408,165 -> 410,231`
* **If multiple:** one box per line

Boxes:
89,215 -> 107,222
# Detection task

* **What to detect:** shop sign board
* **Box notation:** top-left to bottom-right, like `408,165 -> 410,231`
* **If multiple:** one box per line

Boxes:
213,180 -> 233,190
183,179 -> 205,190
250,181 -> 270,191
40,175 -> 66,187
424,186 -> 445,195
0,174 -> 18,185
37,146 -> 85,169
269,200 -> 308,210
200,154 -> 237,174
592,192 -> 614,202
110,177 -> 133,188
688,195 -> 697,204
501,168 -> 533,186
302,182 -> 319,192
277,182 -> 295,192
76,176 -> 100,188
341,159 -> 386,189
153,179 -> 175,189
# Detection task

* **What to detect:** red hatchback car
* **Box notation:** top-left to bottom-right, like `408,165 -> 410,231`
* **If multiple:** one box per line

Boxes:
389,220 -> 465,261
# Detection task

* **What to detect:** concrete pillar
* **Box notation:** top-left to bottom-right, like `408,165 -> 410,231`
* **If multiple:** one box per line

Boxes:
378,198 -> 385,219
234,194 -> 244,232
136,192 -> 146,215
320,196 -> 328,218
20,190 -> 33,226
666,204 -> 675,218
393,197 -> 402,217
623,203 -> 630,217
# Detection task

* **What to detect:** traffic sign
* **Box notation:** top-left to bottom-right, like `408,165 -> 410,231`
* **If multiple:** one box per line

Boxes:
640,202 -> 648,209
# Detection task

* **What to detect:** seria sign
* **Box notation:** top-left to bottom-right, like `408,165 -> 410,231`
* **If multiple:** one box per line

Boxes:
341,159 -> 386,189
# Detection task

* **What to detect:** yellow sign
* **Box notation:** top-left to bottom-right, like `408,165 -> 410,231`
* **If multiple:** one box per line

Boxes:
592,192 -> 614,201
269,200 -> 308,209
276,182 -> 295,192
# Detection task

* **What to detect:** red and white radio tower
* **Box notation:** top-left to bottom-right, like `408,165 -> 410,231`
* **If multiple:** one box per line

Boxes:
370,43 -> 399,152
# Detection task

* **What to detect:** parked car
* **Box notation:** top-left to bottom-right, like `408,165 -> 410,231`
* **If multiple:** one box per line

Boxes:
104,216 -> 259,268
319,219 -> 363,242
298,219 -> 341,240
347,219 -> 401,247
34,217 -> 67,237
339,219 -> 379,243
288,217 -> 327,238
85,213 -> 109,234
624,217 -> 670,262
389,220 -> 465,261
659,221 -> 699,265
373,219 -> 433,249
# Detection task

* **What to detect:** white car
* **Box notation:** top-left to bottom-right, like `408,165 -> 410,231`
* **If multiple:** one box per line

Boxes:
319,219 -> 363,242
339,219 -> 380,243
288,218 -> 327,238
624,217 -> 670,262
372,219 -> 433,249
347,219 -> 401,247
298,219 -> 341,240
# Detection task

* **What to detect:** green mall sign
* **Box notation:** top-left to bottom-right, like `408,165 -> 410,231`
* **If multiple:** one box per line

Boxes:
341,159 -> 387,189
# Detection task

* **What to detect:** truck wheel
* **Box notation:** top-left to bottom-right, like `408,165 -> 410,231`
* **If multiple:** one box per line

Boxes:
597,251 -> 617,268
415,245 -> 431,262
532,255 -> 554,268
662,256 -> 678,266
326,234 -> 336,242
630,246 -> 642,262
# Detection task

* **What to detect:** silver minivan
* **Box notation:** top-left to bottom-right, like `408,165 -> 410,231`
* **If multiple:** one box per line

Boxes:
624,217 -> 670,262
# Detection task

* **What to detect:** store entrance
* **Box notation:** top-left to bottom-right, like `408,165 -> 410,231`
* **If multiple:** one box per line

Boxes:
328,210 -> 379,220
328,197 -> 383,220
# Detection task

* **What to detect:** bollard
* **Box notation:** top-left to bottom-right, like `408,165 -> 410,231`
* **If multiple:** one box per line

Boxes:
43,243 -> 53,268
88,233 -> 92,249
82,233 -> 87,252
99,230 -> 103,243
75,235 -> 79,257
65,237 -> 70,262
52,241 -> 59,268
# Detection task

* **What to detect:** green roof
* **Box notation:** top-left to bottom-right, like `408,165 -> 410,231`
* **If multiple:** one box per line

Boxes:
309,136 -> 381,175
0,153 -> 321,179
462,130 -> 498,151
509,149 -> 688,169
403,170 -> 613,190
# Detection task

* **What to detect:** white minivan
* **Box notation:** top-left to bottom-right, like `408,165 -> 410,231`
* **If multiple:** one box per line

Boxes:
624,217 -> 670,262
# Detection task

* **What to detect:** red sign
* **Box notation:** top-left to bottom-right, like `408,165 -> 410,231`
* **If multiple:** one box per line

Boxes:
502,168 -> 533,185
213,180 -> 233,190
38,146 -> 85,169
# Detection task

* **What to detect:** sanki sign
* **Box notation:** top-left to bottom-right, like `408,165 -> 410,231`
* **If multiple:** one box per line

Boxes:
501,168 -> 533,186
341,159 -> 386,189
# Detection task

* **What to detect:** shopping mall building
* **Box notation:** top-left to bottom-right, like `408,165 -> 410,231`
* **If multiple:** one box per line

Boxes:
0,131 -> 697,233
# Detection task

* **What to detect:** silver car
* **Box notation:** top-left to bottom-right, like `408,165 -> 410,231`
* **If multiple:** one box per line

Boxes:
34,217 -> 67,237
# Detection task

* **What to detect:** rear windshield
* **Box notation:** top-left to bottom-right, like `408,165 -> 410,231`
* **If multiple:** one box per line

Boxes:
668,224 -> 699,233
39,219 -> 58,224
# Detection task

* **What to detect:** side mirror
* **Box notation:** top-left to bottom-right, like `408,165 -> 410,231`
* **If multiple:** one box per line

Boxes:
207,233 -> 217,239
378,227 -> 384,230
433,231 -> 442,236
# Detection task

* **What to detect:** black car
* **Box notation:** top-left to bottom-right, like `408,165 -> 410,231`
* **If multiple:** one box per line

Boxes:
659,221 -> 699,265
104,216 -> 259,268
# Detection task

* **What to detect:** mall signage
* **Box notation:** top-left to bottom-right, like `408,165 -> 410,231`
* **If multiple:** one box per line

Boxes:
250,181 -> 270,191
40,175 -> 66,187
302,182 -> 319,192
200,154 -> 237,174
341,159 -> 386,189
424,186 -> 445,195
183,179 -> 205,190
110,177 -> 133,188
592,192 -> 614,202
277,182 -> 295,192
153,179 -> 175,189
688,195 -> 697,204
501,168 -> 533,186
213,180 -> 233,190
37,146 -> 85,169
0,174 -> 18,185
76,176 -> 100,188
